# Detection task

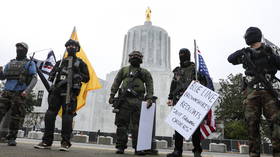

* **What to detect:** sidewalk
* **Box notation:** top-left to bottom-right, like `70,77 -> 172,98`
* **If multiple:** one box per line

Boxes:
0,138 -> 272,157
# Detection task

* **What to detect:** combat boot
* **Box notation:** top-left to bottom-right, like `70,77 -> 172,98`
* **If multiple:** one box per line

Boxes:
7,139 -> 17,146
144,149 -> 159,155
59,141 -> 71,151
0,137 -> 7,143
274,153 -> 280,157
249,152 -> 260,157
134,150 -> 146,155
116,148 -> 125,154
166,150 -> 182,157
34,142 -> 51,149
193,151 -> 202,157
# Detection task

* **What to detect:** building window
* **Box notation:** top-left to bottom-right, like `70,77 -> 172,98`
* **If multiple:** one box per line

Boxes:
36,90 -> 44,106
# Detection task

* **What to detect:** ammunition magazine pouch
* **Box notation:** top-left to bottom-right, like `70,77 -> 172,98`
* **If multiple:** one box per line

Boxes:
5,59 -> 30,84
245,75 -> 278,90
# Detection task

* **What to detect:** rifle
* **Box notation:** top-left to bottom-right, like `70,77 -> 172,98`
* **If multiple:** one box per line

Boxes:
65,56 -> 73,111
19,52 -> 35,85
112,69 -> 141,113
242,49 -> 279,100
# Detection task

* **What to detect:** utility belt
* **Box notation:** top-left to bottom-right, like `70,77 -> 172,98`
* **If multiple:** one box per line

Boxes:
6,76 -> 28,84
1,90 -> 23,98
120,88 -> 143,99
6,75 -> 20,80
245,75 -> 278,90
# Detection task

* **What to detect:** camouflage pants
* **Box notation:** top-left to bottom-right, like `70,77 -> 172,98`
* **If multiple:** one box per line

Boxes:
244,90 -> 280,157
0,91 -> 26,140
114,98 -> 141,149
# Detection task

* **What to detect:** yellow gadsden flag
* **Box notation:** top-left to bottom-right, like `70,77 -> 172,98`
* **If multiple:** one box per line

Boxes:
60,27 -> 102,114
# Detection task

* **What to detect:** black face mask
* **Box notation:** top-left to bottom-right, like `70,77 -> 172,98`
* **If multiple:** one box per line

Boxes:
130,58 -> 142,67
16,49 -> 27,60
67,47 -> 77,56
179,55 -> 190,62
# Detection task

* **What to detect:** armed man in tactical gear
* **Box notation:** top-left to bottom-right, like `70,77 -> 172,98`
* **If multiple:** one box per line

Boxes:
34,39 -> 89,151
0,42 -> 37,146
166,48 -> 207,157
228,27 -> 280,157
109,50 -> 154,155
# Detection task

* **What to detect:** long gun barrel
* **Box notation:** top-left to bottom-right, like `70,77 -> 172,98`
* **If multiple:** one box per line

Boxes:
242,50 -> 278,99
66,56 -> 73,106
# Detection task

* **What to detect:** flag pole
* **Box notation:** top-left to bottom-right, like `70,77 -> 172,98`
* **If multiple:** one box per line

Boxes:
27,48 -> 53,55
194,39 -> 198,81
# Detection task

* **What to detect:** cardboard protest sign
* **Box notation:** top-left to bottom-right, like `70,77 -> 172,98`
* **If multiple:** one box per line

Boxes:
165,81 -> 219,140
137,101 -> 156,151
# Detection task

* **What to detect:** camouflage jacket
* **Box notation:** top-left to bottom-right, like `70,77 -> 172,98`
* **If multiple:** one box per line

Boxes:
168,61 -> 207,101
110,65 -> 153,100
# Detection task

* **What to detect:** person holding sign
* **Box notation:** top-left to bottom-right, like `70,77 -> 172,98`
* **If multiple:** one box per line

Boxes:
166,48 -> 207,157
228,27 -> 280,157
109,51 -> 154,155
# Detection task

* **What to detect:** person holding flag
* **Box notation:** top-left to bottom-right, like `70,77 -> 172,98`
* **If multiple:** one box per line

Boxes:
166,48 -> 207,157
34,39 -> 89,151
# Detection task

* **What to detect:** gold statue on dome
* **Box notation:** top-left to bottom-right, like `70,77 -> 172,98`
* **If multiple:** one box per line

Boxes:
146,7 -> 151,21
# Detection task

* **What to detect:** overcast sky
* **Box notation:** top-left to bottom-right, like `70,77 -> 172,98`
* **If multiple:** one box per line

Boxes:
1,0 -> 280,82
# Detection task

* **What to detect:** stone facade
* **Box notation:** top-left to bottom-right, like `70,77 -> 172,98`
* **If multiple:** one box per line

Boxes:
30,20 -> 174,137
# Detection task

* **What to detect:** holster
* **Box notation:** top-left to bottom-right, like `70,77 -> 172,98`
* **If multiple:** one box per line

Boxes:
112,97 -> 122,113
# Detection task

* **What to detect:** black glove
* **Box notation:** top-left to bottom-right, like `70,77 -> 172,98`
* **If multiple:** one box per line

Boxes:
146,99 -> 153,109
108,94 -> 115,104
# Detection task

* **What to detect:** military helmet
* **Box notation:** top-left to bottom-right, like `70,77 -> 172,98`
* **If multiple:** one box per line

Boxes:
15,42 -> 28,50
65,39 -> 80,52
244,27 -> 262,45
128,50 -> 143,58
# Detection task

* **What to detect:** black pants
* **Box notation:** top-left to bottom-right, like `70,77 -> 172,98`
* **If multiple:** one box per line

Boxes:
174,128 -> 202,153
42,90 -> 77,145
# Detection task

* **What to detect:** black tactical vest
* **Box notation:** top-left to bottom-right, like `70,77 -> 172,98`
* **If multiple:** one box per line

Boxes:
244,45 -> 277,76
173,63 -> 196,95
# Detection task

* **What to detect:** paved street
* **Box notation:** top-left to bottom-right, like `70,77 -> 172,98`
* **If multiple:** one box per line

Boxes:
0,138 -> 272,157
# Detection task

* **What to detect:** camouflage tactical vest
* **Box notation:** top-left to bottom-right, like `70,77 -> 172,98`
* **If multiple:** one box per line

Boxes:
5,59 -> 29,83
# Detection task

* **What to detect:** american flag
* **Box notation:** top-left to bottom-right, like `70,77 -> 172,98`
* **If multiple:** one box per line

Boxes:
33,50 -> 56,92
196,47 -> 216,139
